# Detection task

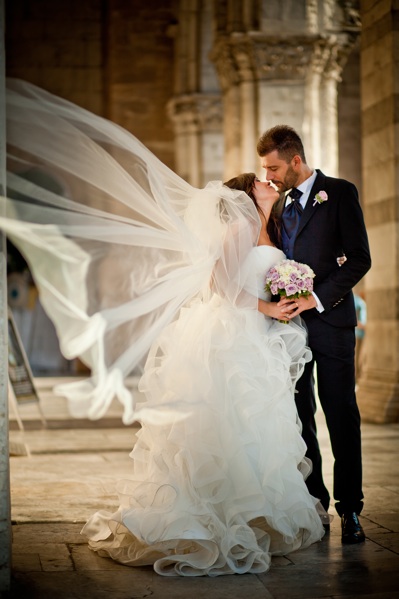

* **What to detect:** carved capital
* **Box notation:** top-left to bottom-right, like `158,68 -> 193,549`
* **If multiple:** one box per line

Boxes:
310,42 -> 332,75
167,94 -> 223,131
232,41 -> 254,82
211,34 -> 316,85
211,26 -> 359,89
210,37 -> 240,90
341,1 -> 361,31
312,34 -> 358,82
254,38 -> 315,81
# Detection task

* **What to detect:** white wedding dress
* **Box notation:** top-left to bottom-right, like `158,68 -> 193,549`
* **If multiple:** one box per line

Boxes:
81,245 -> 325,576
1,81 -> 325,577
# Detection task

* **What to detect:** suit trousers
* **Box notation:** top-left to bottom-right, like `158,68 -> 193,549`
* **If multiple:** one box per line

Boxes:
295,311 -> 363,516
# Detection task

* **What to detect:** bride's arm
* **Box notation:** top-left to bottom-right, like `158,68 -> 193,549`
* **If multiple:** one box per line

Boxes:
258,297 -> 295,319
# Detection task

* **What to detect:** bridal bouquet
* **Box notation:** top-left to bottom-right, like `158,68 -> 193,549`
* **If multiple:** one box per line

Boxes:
265,259 -> 315,322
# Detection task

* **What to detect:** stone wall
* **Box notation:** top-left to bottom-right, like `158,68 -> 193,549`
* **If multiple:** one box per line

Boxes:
357,0 -> 399,422
105,0 -> 177,168
5,0 -> 105,115
5,0 -> 177,168
338,45 -> 362,195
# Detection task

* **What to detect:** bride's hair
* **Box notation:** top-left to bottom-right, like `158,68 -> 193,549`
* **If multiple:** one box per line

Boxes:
223,172 -> 281,248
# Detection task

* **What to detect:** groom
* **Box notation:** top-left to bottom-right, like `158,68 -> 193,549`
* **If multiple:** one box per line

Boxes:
257,125 -> 371,544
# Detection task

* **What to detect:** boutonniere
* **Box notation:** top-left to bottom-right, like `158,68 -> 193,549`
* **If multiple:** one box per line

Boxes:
313,190 -> 328,206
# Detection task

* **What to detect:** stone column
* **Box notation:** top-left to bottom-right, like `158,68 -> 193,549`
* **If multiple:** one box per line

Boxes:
235,43 -> 258,173
211,0 -> 359,179
304,43 -> 324,168
319,39 -> 354,176
167,94 -> 223,186
209,39 -> 242,179
305,35 -> 360,175
167,0 -> 224,186
356,0 -> 399,423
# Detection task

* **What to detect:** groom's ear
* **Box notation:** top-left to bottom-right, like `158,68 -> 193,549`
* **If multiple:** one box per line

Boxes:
291,155 -> 302,169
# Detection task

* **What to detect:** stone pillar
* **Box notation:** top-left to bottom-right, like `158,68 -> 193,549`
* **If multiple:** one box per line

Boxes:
211,36 -> 260,180
211,1 -> 359,179
318,41 -> 353,176
168,0 -> 224,185
235,44 -> 258,173
356,0 -> 399,423
305,44 -> 324,168
167,94 -> 223,186
209,40 -> 241,179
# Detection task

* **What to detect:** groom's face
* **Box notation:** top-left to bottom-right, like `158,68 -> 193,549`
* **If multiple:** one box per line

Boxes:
260,150 -> 299,192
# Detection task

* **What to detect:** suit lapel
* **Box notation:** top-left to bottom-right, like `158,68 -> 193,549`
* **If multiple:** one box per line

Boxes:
296,169 -> 327,237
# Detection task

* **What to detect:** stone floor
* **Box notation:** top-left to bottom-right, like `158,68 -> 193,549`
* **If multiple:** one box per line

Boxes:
6,377 -> 399,598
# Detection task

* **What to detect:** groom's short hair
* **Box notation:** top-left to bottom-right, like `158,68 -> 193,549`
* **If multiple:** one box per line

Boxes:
257,125 -> 307,164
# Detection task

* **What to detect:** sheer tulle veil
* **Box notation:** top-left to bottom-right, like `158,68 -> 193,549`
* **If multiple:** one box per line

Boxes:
1,79 -> 261,424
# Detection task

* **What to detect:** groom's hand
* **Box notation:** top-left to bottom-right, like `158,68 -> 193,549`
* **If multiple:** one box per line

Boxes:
278,295 -> 317,319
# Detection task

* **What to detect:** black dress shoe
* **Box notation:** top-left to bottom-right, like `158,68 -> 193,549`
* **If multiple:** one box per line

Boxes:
341,512 -> 365,544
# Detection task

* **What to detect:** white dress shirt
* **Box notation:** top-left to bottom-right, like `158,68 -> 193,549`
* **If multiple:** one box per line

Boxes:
285,169 -> 317,210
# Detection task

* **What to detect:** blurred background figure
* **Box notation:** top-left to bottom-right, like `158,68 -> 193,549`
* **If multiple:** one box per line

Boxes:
354,291 -> 367,383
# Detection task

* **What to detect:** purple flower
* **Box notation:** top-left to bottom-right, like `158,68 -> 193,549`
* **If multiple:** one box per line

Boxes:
271,270 -> 280,281
285,283 -> 299,296
304,277 -> 313,290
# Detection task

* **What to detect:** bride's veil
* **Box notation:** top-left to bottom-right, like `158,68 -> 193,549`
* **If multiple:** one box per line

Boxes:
1,79 -> 261,424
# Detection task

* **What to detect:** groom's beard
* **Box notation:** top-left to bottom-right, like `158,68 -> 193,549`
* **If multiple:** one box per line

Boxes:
272,165 -> 297,193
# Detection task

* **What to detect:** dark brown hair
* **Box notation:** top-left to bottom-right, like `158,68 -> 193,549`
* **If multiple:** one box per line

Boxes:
223,172 -> 281,248
257,125 -> 307,164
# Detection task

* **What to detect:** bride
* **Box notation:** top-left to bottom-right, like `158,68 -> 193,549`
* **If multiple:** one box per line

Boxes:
1,80 -> 326,577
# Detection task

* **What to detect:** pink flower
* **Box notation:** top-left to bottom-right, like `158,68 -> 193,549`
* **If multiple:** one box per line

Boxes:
313,190 -> 328,206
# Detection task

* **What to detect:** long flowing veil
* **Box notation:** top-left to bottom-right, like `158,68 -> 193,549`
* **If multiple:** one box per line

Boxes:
1,79 -> 261,424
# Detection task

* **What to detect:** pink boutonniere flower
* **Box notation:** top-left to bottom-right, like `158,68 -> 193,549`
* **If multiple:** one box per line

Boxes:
313,190 -> 328,206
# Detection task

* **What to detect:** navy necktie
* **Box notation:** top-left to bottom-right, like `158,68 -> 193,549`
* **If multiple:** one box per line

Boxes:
282,188 -> 303,238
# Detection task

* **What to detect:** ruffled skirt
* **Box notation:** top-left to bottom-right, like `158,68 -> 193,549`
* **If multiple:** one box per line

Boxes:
81,296 -> 324,576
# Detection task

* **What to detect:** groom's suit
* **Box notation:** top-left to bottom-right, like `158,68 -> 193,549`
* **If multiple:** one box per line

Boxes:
280,169 -> 371,515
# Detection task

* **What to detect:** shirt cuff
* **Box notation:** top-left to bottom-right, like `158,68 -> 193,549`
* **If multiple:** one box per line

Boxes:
312,291 -> 324,313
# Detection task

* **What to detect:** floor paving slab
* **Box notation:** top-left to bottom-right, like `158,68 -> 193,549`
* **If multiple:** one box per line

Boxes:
9,569 -> 271,599
257,555 -> 399,599
6,381 -> 399,598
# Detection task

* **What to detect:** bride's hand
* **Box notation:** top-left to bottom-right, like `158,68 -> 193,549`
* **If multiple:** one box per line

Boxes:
258,298 -> 294,319
278,295 -> 317,319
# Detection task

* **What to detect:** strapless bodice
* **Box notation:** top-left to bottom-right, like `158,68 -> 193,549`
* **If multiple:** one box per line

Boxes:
243,245 -> 286,301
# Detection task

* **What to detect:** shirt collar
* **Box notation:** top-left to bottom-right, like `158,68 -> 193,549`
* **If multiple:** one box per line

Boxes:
296,169 -> 317,196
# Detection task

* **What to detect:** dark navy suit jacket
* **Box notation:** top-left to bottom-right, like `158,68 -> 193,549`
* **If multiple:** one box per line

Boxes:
278,170 -> 371,328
